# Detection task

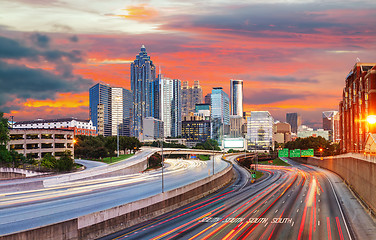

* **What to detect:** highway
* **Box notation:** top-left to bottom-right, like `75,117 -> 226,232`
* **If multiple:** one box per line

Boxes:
0,155 -> 228,236
101,155 -> 376,240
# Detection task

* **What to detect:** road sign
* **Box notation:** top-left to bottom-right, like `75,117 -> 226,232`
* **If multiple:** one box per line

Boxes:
290,149 -> 301,158
301,149 -> 314,157
278,148 -> 289,158
251,173 -> 256,179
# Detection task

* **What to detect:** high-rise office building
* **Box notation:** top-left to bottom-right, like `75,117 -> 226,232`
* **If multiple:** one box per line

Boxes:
89,83 -> 132,137
160,76 -> 182,137
111,88 -> 123,136
339,63 -> 376,152
181,80 -> 203,116
121,88 -> 133,137
131,45 -> 157,138
211,87 -> 230,144
182,115 -> 211,147
192,80 -> 203,110
89,83 -> 111,136
204,93 -> 211,105
286,113 -> 301,134
230,79 -> 243,117
247,111 -> 274,151
323,110 -> 340,142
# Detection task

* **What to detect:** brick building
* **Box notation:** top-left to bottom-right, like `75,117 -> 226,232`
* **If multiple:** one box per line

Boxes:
339,62 -> 376,153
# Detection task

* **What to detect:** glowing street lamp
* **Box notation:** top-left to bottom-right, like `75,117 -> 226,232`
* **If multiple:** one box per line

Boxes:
367,115 -> 376,124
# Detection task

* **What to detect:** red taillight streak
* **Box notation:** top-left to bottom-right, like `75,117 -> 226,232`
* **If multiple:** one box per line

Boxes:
327,217 -> 332,240
336,217 -> 345,240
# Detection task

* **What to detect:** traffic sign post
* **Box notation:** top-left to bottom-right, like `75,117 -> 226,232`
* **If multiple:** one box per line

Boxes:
301,149 -> 314,157
278,148 -> 289,158
290,149 -> 301,158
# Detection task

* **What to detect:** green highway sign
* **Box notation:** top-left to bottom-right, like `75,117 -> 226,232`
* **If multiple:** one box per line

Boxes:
251,173 -> 256,179
290,149 -> 301,158
278,148 -> 289,158
301,149 -> 314,157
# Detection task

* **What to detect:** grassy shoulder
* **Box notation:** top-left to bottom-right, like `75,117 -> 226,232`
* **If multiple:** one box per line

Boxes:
258,157 -> 291,166
198,155 -> 210,161
92,154 -> 134,164
254,170 -> 264,179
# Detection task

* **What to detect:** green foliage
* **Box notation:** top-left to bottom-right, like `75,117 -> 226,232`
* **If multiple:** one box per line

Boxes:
198,155 -> 210,161
148,152 -> 162,168
0,112 -> 9,146
74,135 -> 141,160
284,136 -> 340,156
0,145 -> 12,163
193,139 -> 221,151
41,153 -> 57,169
56,150 -> 74,172
227,149 -> 234,153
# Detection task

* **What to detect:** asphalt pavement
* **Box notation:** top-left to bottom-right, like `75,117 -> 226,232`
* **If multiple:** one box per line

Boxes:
101,156 -> 376,240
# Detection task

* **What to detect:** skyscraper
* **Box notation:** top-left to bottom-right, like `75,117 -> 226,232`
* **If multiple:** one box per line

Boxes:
111,88 -> 123,136
160,76 -> 182,137
89,84 -> 132,136
286,113 -> 301,134
323,110 -> 340,142
192,80 -> 203,111
130,45 -> 157,138
247,111 -> 274,151
204,93 -> 211,105
211,87 -> 230,144
230,79 -> 243,117
181,80 -> 203,117
89,83 -> 111,136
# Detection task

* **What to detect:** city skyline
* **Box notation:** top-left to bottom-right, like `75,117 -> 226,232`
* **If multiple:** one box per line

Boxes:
1,0 -> 376,128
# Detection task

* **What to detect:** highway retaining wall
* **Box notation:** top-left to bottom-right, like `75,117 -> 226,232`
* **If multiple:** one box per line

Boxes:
0,165 -> 234,240
294,154 -> 376,216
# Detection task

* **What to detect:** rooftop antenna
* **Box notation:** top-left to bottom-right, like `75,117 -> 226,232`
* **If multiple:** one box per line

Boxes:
356,57 -> 361,63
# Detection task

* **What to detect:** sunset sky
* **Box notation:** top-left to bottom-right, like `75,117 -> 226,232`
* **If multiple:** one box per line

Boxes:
1,0 -> 376,128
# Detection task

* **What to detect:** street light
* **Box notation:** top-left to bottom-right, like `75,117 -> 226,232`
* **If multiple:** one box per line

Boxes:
367,115 -> 376,124
206,140 -> 215,176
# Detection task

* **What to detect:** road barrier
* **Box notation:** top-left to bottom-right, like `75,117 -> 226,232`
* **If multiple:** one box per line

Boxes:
0,162 -> 234,240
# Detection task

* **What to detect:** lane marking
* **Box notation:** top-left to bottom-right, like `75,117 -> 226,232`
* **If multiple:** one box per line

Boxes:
325,175 -> 353,240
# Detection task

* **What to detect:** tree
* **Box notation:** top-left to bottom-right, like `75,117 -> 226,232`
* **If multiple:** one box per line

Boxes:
0,145 -> 12,163
284,136 -> 340,156
56,150 -> 74,172
0,112 -> 9,146
41,153 -> 57,169
194,139 -> 220,151
105,136 -> 117,159
148,153 -> 162,168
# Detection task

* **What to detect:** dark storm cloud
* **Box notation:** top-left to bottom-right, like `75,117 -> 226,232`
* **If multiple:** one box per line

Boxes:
259,76 -> 318,83
0,36 -> 83,63
244,89 -> 307,105
30,33 -> 50,48
0,36 -> 38,59
69,35 -> 79,42
0,61 -> 92,105
0,35 -> 93,110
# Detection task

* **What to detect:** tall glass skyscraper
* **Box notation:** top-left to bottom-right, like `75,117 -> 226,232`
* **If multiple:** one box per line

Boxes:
286,112 -> 301,134
89,83 -> 112,136
247,111 -> 274,151
160,76 -> 182,137
181,80 -> 203,117
131,45 -> 157,138
230,79 -> 243,117
89,83 -> 132,137
211,87 -> 230,144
